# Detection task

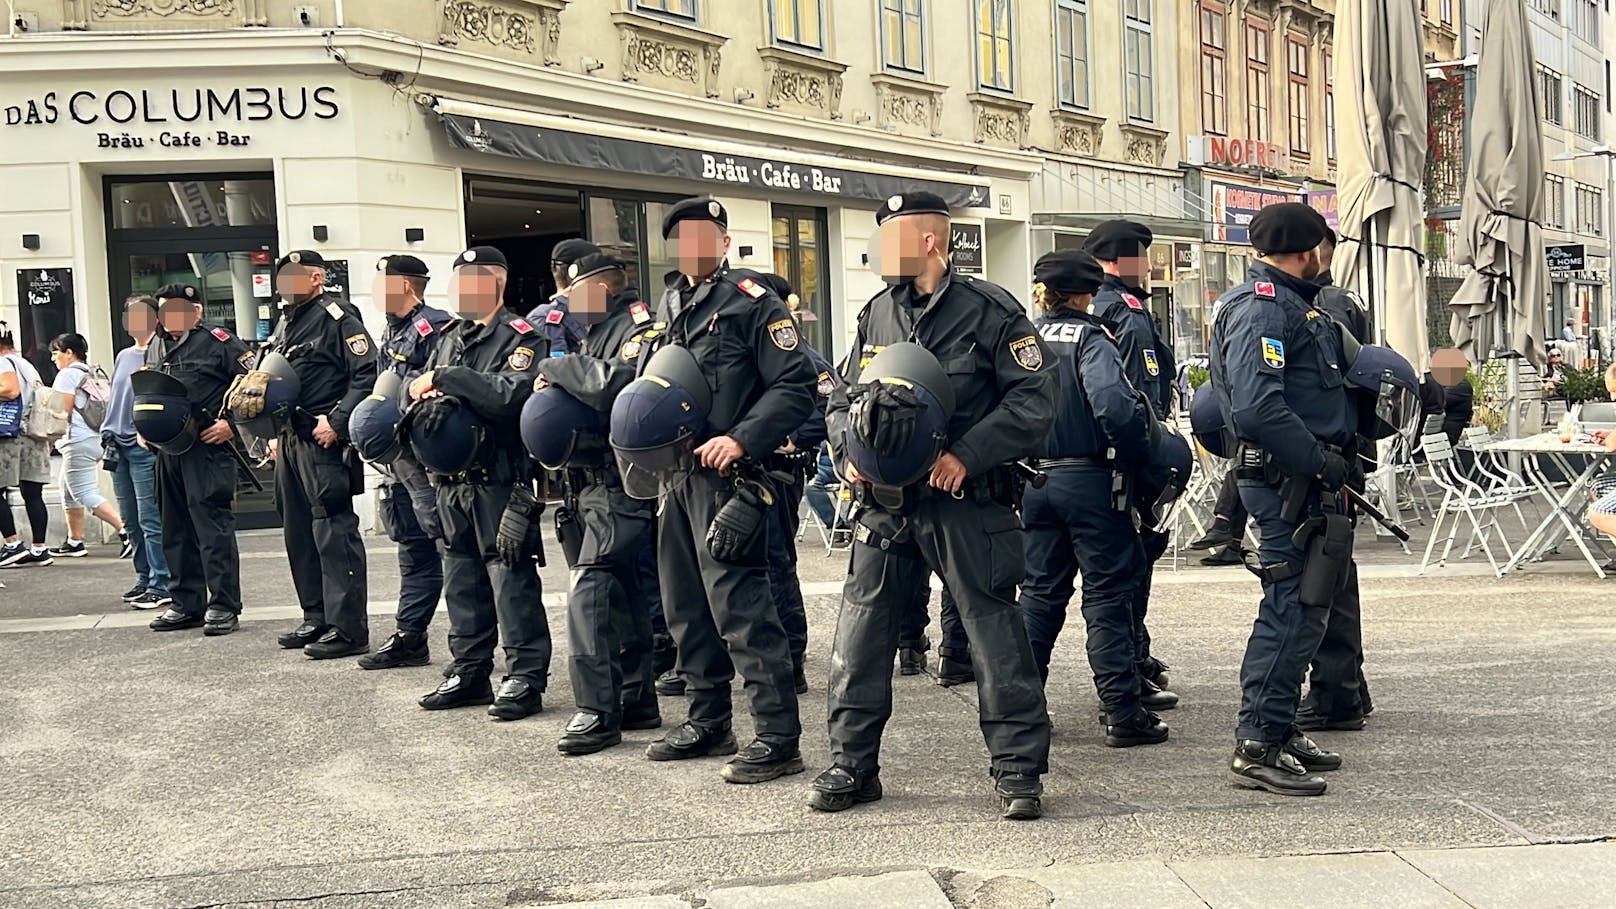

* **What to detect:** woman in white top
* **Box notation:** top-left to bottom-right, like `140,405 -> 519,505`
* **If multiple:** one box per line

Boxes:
0,323 -> 55,568
46,332 -> 127,559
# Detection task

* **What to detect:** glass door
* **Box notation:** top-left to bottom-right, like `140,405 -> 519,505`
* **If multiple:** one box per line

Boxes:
771,205 -> 832,357
112,242 -> 279,350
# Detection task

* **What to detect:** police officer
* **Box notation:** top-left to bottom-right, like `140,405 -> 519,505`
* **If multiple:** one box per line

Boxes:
412,246 -> 553,721
1015,251 -> 1169,748
359,255 -> 455,669
236,251 -> 377,659
143,284 -> 252,636
1085,220 -> 1178,710
526,238 -> 600,354
628,197 -> 815,784
1300,230 -> 1375,730
818,192 -> 1056,820
1208,202 -> 1351,796
531,252 -> 662,752
756,272 -> 834,696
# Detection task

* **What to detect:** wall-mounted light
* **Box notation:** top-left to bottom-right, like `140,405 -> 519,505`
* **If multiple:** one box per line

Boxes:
311,225 -> 329,243
582,56 -> 605,73
860,253 -> 869,265
405,227 -> 425,243
851,110 -> 872,124
734,87 -> 755,104
21,234 -> 40,251
738,245 -> 754,258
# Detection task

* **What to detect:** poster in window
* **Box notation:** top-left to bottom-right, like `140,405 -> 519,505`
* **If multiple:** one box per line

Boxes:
950,223 -> 985,275
322,260 -> 351,300
15,268 -> 75,383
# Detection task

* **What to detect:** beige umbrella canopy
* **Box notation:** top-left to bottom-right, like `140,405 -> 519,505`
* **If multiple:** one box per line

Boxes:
1332,0 -> 1431,370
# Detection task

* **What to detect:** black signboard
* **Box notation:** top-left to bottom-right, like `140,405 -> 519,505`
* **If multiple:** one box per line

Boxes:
950,223 -> 985,274
442,113 -> 992,209
322,259 -> 351,300
15,267 -> 74,383
1547,244 -> 1585,272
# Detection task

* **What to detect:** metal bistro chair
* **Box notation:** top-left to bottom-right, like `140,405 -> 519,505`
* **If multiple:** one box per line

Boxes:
800,480 -> 854,554
1460,426 -> 1536,534
1419,432 -> 1522,577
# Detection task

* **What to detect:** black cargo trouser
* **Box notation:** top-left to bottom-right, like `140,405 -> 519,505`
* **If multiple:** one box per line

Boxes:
567,477 -> 655,719
157,442 -> 242,618
437,480 -> 552,686
275,435 -> 368,644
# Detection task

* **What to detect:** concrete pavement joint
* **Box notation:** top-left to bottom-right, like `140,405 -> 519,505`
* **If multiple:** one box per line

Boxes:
1390,851 -> 1480,909
1453,798 -> 1546,845
1160,863 -> 1215,909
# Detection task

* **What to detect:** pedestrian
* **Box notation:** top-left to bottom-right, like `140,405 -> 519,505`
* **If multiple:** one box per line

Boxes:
106,295 -> 173,609
46,332 -> 130,561
358,255 -> 454,670
620,197 -> 815,784
410,246 -> 552,721
235,251 -> 377,658
1085,220 -> 1178,711
1016,249 -> 1168,748
1562,319 -> 1578,343
529,251 -> 660,752
0,322 -> 54,570
816,192 -> 1056,820
141,283 -> 253,636
1207,201 -> 1350,796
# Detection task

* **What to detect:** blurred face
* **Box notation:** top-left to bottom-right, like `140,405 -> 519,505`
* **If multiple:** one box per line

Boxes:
1431,348 -> 1468,386
568,272 -> 618,325
671,220 -> 730,279
276,264 -> 324,305
159,298 -> 202,336
124,301 -> 157,343
450,264 -> 505,320
373,273 -> 421,318
1108,246 -> 1152,290
877,216 -> 947,284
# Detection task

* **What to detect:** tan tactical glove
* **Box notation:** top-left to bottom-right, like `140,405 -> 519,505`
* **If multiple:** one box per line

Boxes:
228,370 -> 272,419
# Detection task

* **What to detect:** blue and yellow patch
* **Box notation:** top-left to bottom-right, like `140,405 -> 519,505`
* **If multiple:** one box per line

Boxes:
1261,337 -> 1285,369
1143,349 -> 1160,376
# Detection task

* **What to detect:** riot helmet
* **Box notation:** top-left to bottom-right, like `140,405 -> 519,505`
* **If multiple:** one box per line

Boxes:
1135,424 -> 1194,529
408,397 -> 485,475
521,385 -> 606,470
1189,385 -> 1234,458
130,369 -> 198,455
349,371 -> 408,465
844,342 -> 955,492
1344,345 -> 1420,443
610,345 -> 711,500
231,351 -> 301,457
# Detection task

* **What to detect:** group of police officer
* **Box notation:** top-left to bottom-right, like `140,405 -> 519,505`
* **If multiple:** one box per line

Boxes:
123,189 -> 1419,817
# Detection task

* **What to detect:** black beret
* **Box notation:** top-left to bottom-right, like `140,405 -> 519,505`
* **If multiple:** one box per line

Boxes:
1084,220 -> 1153,260
377,254 -> 429,278
661,197 -> 729,239
756,273 -> 794,300
1033,250 -> 1105,295
875,191 -> 951,226
154,283 -> 200,303
567,252 -> 627,283
1248,202 -> 1330,255
275,249 -> 327,271
550,239 -> 600,267
453,246 -> 509,270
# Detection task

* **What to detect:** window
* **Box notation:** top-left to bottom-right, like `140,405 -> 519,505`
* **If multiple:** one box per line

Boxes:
1607,61 -> 1611,114
1055,0 -> 1091,109
1574,85 -> 1601,139
1324,49 -> 1336,160
1442,0 -> 1454,24
1287,35 -> 1310,155
1528,0 -> 1562,19
1546,174 -> 1567,229
632,0 -> 696,20
1574,0 -> 1599,42
1540,66 -> 1564,125
1247,20 -> 1271,142
1124,0 -> 1154,122
771,206 -> 832,357
975,0 -> 1014,91
1575,182 -> 1604,235
1199,3 -> 1228,135
881,0 -> 925,74
770,0 -> 823,50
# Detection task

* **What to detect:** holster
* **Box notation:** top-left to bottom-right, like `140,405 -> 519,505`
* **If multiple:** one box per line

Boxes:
553,504 -> 583,569
1294,511 -> 1352,607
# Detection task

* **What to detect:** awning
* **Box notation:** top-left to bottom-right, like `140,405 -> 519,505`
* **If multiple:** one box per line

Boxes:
431,97 -> 992,210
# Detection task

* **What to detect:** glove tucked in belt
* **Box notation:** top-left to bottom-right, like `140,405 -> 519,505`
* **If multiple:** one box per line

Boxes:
706,475 -> 774,563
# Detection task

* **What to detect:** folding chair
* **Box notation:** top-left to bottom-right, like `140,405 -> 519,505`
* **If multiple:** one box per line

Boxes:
1419,433 -> 1523,577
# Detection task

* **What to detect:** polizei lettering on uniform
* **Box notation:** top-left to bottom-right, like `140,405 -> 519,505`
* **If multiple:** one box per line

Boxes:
3,87 -> 340,128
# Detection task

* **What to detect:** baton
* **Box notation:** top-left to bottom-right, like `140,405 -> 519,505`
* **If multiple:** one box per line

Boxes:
1012,460 -> 1048,489
1344,486 -> 1409,542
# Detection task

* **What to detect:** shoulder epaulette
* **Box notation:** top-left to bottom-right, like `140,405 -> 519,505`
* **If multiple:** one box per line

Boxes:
956,275 -> 1025,316
509,317 -> 535,335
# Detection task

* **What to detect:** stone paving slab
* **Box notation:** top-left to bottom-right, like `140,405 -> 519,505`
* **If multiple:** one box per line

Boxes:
959,862 -> 1205,909
1169,852 -> 1468,909
1399,842 -> 1616,909
700,870 -> 951,909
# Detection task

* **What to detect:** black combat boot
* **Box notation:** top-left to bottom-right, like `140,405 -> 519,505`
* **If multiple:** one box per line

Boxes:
487,677 -> 543,721
1283,731 -> 1343,772
1200,545 -> 1244,566
358,631 -> 430,670
1105,711 -> 1170,748
1140,656 -> 1172,690
202,607 -> 238,637
418,673 -> 494,710
277,621 -> 327,650
558,712 -> 623,756
808,765 -> 882,812
620,689 -> 663,731
654,668 -> 686,696
1296,699 -> 1367,731
651,632 -> 677,677
994,771 -> 1043,821
936,649 -> 975,687
645,722 -> 737,761
305,629 -> 367,660
721,739 -> 806,784
1188,518 -> 1233,551
1230,740 -> 1328,796
1141,676 -> 1180,710
897,636 -> 929,676
149,607 -> 203,632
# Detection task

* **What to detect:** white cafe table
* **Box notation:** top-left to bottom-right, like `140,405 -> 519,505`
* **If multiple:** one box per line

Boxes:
1484,433 -> 1615,577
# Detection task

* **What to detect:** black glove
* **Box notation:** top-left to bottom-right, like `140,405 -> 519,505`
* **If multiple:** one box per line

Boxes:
414,397 -> 454,436
496,484 -> 545,568
706,479 -> 772,563
1317,450 -> 1350,493
851,382 -> 923,456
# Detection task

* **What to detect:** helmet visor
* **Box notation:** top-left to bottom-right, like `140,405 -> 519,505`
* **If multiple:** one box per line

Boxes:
614,435 -> 697,501
1376,380 -> 1422,445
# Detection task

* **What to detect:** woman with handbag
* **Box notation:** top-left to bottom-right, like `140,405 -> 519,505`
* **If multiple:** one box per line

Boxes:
0,323 -> 54,569
45,333 -> 128,560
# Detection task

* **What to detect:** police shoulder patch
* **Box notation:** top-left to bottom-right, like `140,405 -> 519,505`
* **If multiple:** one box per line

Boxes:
238,351 -> 255,369
211,327 -> 232,342
737,277 -> 767,300
1123,293 -> 1144,310
545,309 -> 565,325
620,338 -> 643,361
508,346 -> 535,370
509,317 -> 535,335
1261,337 -> 1286,369
768,318 -> 799,351
346,334 -> 371,357
326,301 -> 345,321
629,302 -> 651,324
1009,335 -> 1044,371
414,317 -> 434,337
1254,281 -> 1276,299
1143,349 -> 1160,376
816,370 -> 835,397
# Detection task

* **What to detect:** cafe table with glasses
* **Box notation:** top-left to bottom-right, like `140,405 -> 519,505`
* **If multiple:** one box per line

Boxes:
1484,429 -> 1615,577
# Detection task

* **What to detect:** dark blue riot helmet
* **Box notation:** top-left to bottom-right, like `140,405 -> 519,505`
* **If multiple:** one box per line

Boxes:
130,369 -> 198,455
610,345 -> 712,500
408,396 -> 485,475
1136,424 -> 1194,529
1344,344 -> 1420,443
844,342 -> 955,492
522,385 -> 605,470
349,371 -> 408,465
1189,385 -> 1234,458
230,350 -> 300,458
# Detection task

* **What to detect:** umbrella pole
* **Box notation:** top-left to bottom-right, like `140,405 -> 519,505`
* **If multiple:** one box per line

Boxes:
1368,217 -> 1404,532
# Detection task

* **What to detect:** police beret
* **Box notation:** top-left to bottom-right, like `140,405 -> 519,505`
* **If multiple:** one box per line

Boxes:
568,252 -> 627,283
550,239 -> 600,267
875,191 -> 951,226
660,197 -> 729,239
275,249 -> 327,272
454,246 -> 509,270
154,283 -> 200,303
1084,220 -> 1154,260
756,272 -> 794,301
1033,250 -> 1105,295
377,254 -> 429,278
1248,202 -> 1330,255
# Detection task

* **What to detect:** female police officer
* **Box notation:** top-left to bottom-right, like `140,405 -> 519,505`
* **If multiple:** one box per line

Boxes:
1015,250 -> 1168,748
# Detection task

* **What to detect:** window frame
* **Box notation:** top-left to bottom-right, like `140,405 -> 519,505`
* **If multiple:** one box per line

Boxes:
1540,66 -> 1565,125
1123,0 -> 1155,123
1199,1 -> 1228,136
1574,84 -> 1602,140
974,0 -> 1016,93
1324,47 -> 1336,161
1286,33 -> 1311,157
879,0 -> 927,76
1054,0 -> 1092,111
630,0 -> 698,23
1246,18 -> 1271,143
769,0 -> 826,51
1546,173 -> 1567,229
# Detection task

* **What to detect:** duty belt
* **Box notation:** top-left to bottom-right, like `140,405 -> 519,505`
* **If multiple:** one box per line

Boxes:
1030,457 -> 1108,470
